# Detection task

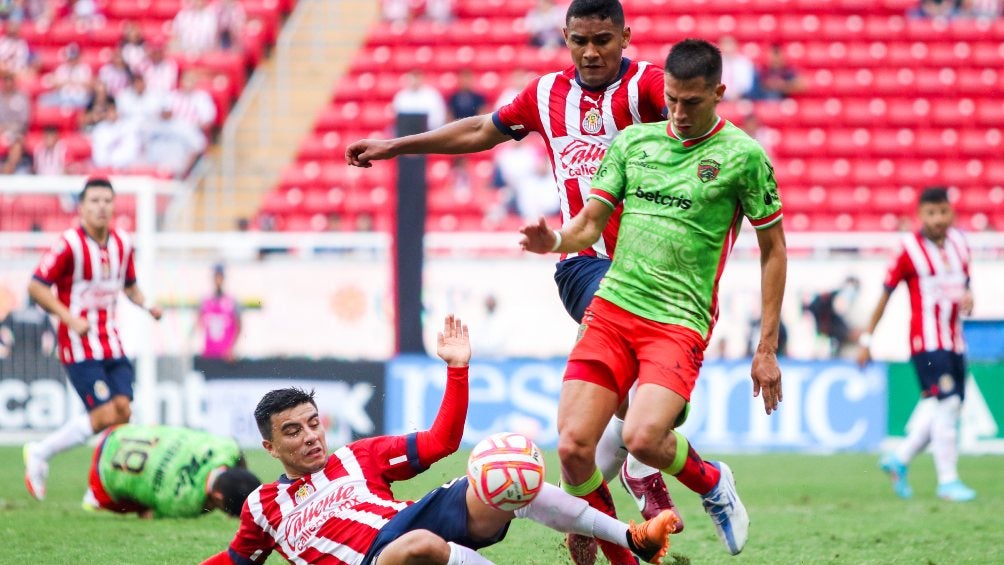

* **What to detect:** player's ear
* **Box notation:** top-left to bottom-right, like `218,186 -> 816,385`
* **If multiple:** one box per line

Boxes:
262,439 -> 277,458
622,26 -> 631,47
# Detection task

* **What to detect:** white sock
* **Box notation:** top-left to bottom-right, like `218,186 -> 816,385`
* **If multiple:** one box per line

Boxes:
625,453 -> 660,479
516,483 -> 629,547
596,417 -> 629,482
447,542 -> 495,565
932,395 -> 962,484
895,397 -> 936,464
34,413 -> 94,461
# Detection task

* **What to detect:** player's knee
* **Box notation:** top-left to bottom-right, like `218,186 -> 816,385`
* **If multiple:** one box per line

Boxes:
115,403 -> 131,424
622,423 -> 666,465
391,530 -> 448,562
557,432 -> 595,470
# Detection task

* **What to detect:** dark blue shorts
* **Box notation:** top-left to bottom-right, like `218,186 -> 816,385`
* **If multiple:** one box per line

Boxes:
911,350 -> 966,400
554,255 -> 611,324
362,477 -> 509,564
65,358 -> 135,410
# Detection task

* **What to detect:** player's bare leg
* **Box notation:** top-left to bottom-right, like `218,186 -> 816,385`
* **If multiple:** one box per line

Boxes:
558,374 -> 638,565
375,530 -> 495,565
625,384 -> 748,555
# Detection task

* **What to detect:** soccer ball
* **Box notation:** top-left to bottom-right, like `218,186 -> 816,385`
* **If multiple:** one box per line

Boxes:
466,432 -> 546,511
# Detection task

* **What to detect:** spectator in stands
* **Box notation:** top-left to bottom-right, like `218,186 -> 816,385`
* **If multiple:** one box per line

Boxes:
525,0 -> 565,48
908,0 -> 961,19
2,0 -> 48,24
0,21 -> 31,75
959,0 -> 1001,18
169,70 -> 217,136
493,137 -> 558,221
424,0 -> 453,23
116,73 -> 162,126
90,100 -> 142,170
32,126 -> 68,175
69,0 -> 103,28
119,21 -> 147,73
740,111 -> 779,160
141,38 -> 179,95
392,69 -> 446,130
2,133 -> 30,173
141,103 -> 206,177
172,0 -> 219,57
719,35 -> 755,102
39,43 -> 92,109
446,69 -> 487,122
98,48 -> 133,97
751,44 -> 805,100
493,68 -> 531,110
216,0 -> 246,52
0,70 -> 29,139
381,0 -> 410,24
80,80 -> 115,131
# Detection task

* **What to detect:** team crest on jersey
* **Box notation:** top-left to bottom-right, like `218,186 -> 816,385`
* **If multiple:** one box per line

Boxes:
294,483 -> 315,504
939,374 -> 955,394
698,159 -> 721,183
94,380 -> 110,401
582,108 -> 603,134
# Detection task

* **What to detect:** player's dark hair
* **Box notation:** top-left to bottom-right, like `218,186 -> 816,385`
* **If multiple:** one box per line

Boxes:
79,176 -> 114,201
665,38 -> 723,86
254,387 -> 317,440
919,186 -> 949,205
214,467 -> 262,517
566,0 -> 625,27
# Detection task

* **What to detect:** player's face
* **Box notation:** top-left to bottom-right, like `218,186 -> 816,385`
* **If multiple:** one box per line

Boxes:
918,201 -> 953,243
564,16 -> 630,88
664,74 -> 725,138
78,186 -> 114,233
263,402 -> 328,479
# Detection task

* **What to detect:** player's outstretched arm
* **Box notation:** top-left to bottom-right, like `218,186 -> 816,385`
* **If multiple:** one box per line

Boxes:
345,114 -> 510,168
437,314 -> 471,368
519,200 -> 613,254
124,283 -> 163,320
751,222 -> 787,415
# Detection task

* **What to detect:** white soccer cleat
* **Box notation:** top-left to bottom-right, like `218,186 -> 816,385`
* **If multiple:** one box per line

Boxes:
701,461 -> 749,555
23,442 -> 49,501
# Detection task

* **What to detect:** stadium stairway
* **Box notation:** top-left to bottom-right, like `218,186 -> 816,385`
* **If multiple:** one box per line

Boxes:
194,0 -> 379,230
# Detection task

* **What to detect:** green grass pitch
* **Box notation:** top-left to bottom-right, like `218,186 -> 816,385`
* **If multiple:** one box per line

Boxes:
1,446 -> 1000,564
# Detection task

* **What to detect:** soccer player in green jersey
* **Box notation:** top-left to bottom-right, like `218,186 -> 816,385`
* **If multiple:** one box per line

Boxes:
83,424 -> 261,519
520,38 -> 787,556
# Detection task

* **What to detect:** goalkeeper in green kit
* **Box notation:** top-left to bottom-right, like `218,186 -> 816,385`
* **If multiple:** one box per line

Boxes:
83,424 -> 261,519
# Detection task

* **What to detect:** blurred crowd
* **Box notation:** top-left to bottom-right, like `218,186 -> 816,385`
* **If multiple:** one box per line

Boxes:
0,0 -> 246,178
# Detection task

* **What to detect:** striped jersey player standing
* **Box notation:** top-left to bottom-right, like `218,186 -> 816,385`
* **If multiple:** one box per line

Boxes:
857,187 -> 977,502
345,2 -> 678,561
23,176 -> 162,501
200,316 -> 678,565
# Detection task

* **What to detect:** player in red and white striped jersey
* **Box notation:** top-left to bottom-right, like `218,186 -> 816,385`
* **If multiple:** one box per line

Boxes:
201,316 -> 678,565
23,177 -> 162,502
345,4 -> 677,558
857,187 -> 977,502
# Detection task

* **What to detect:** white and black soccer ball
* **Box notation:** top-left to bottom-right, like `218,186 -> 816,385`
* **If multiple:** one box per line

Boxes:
466,432 -> 546,511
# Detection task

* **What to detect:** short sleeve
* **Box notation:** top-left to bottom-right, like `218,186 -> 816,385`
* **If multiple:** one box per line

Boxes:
588,131 -> 630,208
123,246 -> 137,286
33,236 -> 73,285
637,64 -> 667,122
883,244 -> 912,291
738,144 -> 783,230
493,78 -> 543,140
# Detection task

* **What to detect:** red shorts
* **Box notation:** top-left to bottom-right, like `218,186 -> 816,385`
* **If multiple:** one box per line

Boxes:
566,297 -> 705,401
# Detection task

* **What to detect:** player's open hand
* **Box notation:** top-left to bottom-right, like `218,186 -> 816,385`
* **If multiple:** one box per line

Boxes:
437,314 -> 471,368
147,305 -> 163,320
519,217 -> 558,254
345,139 -> 394,168
751,346 -> 782,415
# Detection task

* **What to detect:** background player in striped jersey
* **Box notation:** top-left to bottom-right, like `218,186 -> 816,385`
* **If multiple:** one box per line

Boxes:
346,2 -> 678,560
83,424 -> 261,519
201,315 -> 678,565
520,38 -> 788,556
856,187 -> 977,502
23,177 -> 162,501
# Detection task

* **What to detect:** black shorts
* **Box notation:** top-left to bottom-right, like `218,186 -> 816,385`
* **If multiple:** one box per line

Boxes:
911,350 -> 966,400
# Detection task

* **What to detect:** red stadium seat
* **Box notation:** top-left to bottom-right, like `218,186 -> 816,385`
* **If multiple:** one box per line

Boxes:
975,99 -> 1004,127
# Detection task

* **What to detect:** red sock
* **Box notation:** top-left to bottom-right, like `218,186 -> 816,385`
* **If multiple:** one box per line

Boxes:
673,444 -> 721,496
581,483 -> 638,565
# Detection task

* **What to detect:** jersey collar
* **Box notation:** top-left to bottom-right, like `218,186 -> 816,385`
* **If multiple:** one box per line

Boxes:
575,58 -> 631,92
666,116 -> 725,147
